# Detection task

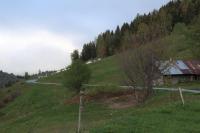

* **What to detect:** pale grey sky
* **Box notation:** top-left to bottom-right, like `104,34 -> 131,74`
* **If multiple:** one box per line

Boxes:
0,0 -> 170,75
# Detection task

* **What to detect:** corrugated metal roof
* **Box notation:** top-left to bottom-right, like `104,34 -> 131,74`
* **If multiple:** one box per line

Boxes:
184,60 -> 200,75
163,60 -> 200,75
176,60 -> 189,70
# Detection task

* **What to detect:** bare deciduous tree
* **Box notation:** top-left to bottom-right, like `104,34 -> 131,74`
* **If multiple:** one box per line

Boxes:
119,42 -> 166,102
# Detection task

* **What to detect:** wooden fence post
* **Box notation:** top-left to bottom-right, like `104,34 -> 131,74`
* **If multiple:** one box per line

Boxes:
77,91 -> 84,133
178,87 -> 185,106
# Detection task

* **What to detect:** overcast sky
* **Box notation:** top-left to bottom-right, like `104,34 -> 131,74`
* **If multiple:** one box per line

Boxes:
0,0 -> 170,75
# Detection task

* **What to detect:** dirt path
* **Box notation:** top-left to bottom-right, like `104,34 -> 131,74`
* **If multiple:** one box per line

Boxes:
26,79 -> 200,94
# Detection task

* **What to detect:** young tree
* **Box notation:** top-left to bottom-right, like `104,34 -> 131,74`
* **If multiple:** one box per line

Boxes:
71,50 -> 80,62
114,26 -> 122,50
137,23 -> 150,44
121,30 -> 138,51
81,42 -> 97,62
190,16 -> 200,58
63,60 -> 91,93
96,34 -> 108,58
24,72 -> 29,80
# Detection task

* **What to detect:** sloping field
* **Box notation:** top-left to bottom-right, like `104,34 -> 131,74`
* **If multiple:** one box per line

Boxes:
0,82 -> 200,133
39,56 -> 123,85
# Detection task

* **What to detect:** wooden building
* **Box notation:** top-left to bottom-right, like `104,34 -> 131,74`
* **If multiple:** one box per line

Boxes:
162,60 -> 200,84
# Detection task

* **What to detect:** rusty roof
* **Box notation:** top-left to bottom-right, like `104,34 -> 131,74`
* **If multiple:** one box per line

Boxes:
163,60 -> 200,75
184,60 -> 200,75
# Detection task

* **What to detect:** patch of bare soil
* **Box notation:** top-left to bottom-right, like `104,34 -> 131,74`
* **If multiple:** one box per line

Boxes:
0,90 -> 21,109
64,89 -> 144,109
105,94 -> 137,109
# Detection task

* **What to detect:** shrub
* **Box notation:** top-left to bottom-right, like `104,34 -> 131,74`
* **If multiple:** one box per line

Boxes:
64,60 -> 91,93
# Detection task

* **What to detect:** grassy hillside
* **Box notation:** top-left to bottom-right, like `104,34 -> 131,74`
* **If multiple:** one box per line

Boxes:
0,83 -> 104,133
0,82 -> 200,133
39,56 -> 123,85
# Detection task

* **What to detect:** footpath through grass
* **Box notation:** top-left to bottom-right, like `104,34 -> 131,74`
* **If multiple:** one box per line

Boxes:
159,81 -> 200,90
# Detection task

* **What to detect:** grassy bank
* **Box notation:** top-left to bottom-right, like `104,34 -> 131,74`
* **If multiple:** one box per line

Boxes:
39,56 -> 123,86
0,82 -> 200,133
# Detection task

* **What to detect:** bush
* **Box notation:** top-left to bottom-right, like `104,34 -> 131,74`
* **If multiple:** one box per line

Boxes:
11,90 -> 21,99
64,60 -> 91,93
2,90 -> 21,105
3,95 -> 13,104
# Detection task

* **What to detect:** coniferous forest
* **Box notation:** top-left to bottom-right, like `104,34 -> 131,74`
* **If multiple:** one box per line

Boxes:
80,0 -> 200,61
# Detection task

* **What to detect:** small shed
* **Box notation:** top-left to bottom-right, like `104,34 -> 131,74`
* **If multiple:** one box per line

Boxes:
162,60 -> 200,84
